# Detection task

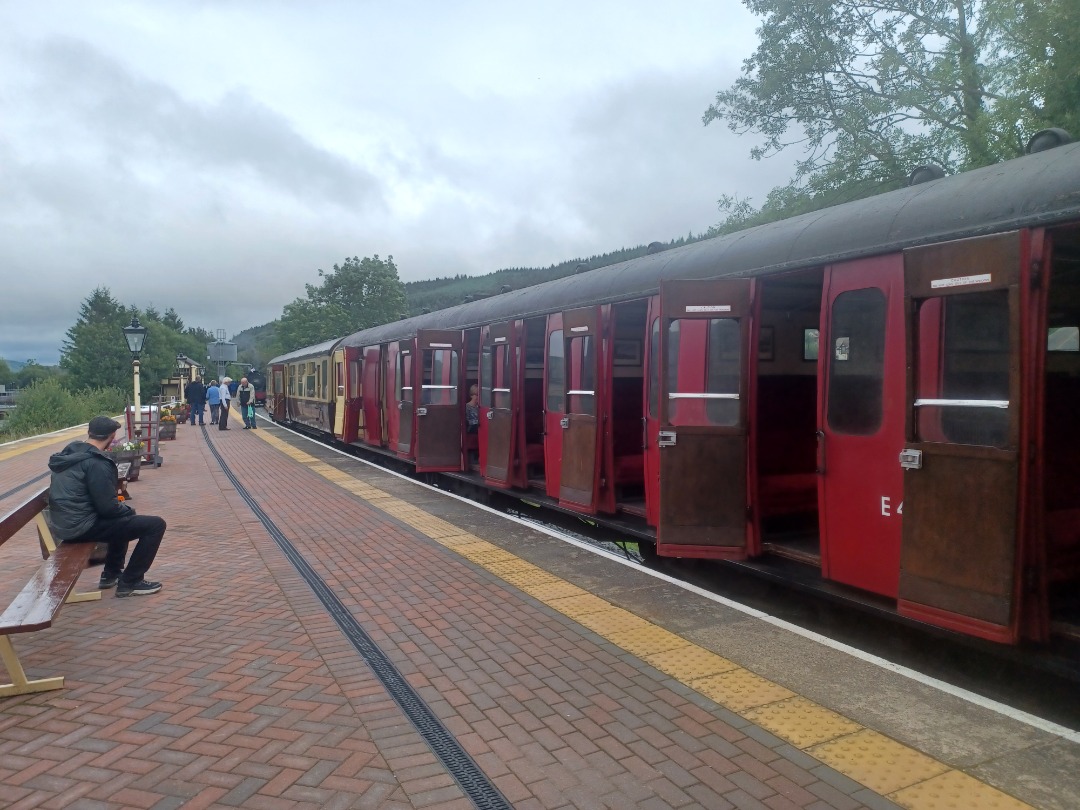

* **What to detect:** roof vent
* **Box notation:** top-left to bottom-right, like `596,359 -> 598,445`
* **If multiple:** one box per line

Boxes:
907,165 -> 946,186
1027,128 -> 1073,154
646,241 -> 665,255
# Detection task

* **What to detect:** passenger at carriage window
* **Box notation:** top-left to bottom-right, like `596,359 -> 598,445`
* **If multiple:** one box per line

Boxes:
206,380 -> 221,425
466,384 -> 480,434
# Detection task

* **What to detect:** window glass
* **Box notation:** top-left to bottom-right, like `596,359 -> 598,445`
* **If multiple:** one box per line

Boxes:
481,344 -> 493,406
567,335 -> 596,416
492,345 -> 511,409
648,318 -> 660,418
546,329 -> 564,413
397,351 -> 413,403
322,360 -> 329,399
305,373 -> 316,398
915,290 -> 1009,447
1048,326 -> 1079,352
827,288 -> 885,434
803,328 -> 820,361
705,318 -> 741,426
421,349 -> 459,405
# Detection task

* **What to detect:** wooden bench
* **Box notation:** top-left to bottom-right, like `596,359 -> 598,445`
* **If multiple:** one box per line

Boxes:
0,487 -> 101,697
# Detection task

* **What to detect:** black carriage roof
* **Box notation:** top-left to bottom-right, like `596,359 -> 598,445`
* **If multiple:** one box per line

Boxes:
273,142 -> 1080,363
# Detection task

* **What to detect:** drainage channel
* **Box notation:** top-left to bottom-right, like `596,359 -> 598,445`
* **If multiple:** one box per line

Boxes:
0,471 -> 49,502
202,428 -> 511,810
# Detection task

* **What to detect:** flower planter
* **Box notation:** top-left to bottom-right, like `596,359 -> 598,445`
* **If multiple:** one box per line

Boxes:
112,452 -> 142,482
158,422 -> 177,440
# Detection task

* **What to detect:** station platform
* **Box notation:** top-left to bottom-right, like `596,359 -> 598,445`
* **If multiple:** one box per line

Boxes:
0,417 -> 1077,809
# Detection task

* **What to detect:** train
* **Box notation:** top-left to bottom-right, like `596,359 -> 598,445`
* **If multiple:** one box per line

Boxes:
268,131 -> 1080,647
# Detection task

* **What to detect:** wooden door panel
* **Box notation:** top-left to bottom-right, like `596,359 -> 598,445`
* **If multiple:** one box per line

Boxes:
899,231 -> 1026,642
415,330 -> 463,472
560,419 -> 597,506
657,279 -> 753,558
558,307 -> 603,512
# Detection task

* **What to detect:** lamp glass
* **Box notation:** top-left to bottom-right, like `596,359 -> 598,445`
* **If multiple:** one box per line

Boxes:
123,317 -> 147,356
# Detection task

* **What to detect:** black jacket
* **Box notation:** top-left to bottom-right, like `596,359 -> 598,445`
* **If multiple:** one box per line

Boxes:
185,381 -> 206,406
47,441 -> 133,540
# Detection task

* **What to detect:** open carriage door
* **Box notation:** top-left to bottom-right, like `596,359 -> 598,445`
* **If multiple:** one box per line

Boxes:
559,307 -> 605,512
658,279 -> 754,559
395,339 -> 415,457
483,321 -> 519,486
899,232 -> 1029,643
332,348 -> 346,438
414,330 -> 463,472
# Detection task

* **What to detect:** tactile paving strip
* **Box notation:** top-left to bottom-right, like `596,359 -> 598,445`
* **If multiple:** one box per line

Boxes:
252,428 -> 1037,810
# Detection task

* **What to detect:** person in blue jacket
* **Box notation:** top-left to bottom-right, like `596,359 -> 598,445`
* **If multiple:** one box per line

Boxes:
206,379 -> 222,425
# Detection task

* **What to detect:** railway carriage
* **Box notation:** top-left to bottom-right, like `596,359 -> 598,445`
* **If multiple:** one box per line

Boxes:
270,136 -> 1080,646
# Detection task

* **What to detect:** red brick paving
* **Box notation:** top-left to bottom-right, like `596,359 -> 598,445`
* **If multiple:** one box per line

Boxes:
0,420 -> 889,809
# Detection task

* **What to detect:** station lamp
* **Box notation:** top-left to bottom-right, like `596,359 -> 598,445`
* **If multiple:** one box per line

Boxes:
122,316 -> 148,434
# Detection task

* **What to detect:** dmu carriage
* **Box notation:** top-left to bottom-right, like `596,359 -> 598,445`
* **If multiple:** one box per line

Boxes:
270,136 -> 1080,647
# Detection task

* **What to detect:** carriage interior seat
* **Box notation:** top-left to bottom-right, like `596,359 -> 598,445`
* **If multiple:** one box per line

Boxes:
756,375 -> 818,517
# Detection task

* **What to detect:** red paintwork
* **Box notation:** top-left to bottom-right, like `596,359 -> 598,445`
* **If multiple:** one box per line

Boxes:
362,347 -> 382,446
818,255 -> 906,598
543,313 -> 563,500
643,297 -> 661,527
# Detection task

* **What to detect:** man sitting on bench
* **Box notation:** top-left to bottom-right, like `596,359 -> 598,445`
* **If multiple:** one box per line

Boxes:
47,416 -> 167,598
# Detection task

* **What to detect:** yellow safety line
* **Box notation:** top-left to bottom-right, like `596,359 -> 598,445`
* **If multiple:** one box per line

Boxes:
0,426 -> 87,462
250,428 -> 1034,810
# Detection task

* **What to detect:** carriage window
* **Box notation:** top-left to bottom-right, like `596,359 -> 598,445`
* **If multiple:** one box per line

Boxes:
648,317 -> 660,418
322,360 -> 328,399
915,290 -> 1009,447
1048,326 -> 1079,352
349,360 -> 359,398
397,351 -> 413,403
421,348 -> 458,405
305,371 -> 316,398
546,329 -> 564,413
490,344 -> 511,409
481,344 -> 493,406
803,328 -> 819,361
666,318 -> 741,426
827,288 -> 885,435
566,335 -> 596,416
705,318 -> 741,426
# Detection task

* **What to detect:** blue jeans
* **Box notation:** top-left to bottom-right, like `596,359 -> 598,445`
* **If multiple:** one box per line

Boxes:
189,405 -> 204,425
241,403 -> 256,428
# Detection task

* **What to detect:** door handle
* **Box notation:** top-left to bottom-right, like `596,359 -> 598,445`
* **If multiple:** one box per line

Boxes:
487,410 -> 494,420
899,449 -> 922,470
560,417 -> 570,429
416,407 -> 427,416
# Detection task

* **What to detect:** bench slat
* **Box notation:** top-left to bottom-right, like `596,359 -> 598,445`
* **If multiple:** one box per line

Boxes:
0,543 -> 95,634
0,489 -> 49,547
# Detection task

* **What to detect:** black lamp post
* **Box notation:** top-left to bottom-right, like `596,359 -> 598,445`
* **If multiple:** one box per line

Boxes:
122,316 -> 148,427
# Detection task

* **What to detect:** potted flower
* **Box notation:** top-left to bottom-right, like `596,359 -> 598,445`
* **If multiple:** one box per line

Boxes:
109,439 -> 145,482
159,407 -> 177,440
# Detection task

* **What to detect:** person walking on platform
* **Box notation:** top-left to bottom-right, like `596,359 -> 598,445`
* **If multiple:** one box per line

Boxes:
184,377 -> 206,426
47,416 -> 166,597
236,377 -> 257,429
218,377 -> 232,430
206,379 -> 221,425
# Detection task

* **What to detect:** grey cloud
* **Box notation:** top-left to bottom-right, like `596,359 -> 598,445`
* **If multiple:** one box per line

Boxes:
19,37 -> 385,211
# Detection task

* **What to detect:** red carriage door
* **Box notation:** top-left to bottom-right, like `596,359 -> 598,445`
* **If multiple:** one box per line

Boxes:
899,232 -> 1029,643
658,279 -> 754,559
818,256 -> 905,596
643,297 -> 662,527
362,346 -> 382,445
544,314 -> 564,499
559,307 -> 605,512
271,366 -> 286,421
483,321 -> 519,486
397,339 -> 415,456
415,330 -> 464,472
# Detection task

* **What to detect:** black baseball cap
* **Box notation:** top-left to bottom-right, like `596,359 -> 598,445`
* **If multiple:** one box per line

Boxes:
88,416 -> 122,439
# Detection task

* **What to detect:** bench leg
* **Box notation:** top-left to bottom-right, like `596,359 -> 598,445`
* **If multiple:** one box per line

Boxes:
66,590 -> 102,603
0,637 -> 64,697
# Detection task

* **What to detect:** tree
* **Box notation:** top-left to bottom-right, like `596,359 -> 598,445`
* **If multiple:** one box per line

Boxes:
704,1 -> 1079,229
0,357 -> 11,388
277,255 -> 407,353
60,288 -> 134,392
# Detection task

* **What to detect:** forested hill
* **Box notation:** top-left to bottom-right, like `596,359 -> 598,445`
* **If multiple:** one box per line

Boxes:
404,234 -> 703,315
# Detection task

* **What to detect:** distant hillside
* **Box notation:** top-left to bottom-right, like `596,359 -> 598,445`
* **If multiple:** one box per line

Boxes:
233,233 -> 708,362
404,236 -> 703,315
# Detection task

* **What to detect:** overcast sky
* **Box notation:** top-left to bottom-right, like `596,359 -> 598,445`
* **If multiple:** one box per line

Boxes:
0,1 -> 796,366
